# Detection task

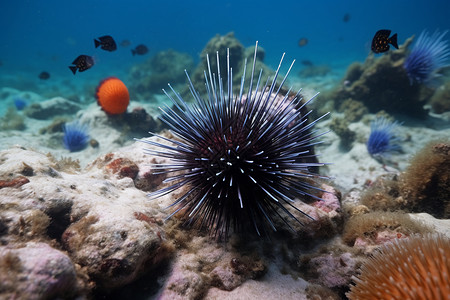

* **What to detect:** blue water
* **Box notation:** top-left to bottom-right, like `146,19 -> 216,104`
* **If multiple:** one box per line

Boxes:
1,0 -> 450,97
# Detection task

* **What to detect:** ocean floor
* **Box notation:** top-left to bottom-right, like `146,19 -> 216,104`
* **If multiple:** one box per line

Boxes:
0,67 -> 449,299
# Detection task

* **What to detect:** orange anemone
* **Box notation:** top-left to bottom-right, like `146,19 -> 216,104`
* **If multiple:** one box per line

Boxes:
96,77 -> 130,115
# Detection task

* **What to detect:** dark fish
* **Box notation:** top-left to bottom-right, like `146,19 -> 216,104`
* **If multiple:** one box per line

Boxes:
343,13 -> 351,22
298,38 -> 308,47
371,29 -> 398,53
68,55 -> 94,75
38,71 -> 50,80
301,60 -> 313,67
94,35 -> 117,52
120,39 -> 131,47
131,44 -> 149,56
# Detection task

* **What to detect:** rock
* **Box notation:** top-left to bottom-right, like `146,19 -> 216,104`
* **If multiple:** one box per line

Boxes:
25,97 -> 81,120
0,242 -> 80,299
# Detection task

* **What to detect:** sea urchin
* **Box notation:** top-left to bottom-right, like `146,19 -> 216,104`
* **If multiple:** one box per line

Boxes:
63,120 -> 90,152
347,234 -> 450,300
366,116 -> 401,158
139,42 -> 330,238
403,30 -> 450,85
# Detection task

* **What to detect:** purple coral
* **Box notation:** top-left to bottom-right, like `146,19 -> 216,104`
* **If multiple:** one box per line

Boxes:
404,30 -> 450,85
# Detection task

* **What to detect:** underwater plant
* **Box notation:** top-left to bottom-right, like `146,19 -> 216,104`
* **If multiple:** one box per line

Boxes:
138,42 -> 330,238
347,234 -> 450,300
63,121 -> 90,152
366,116 -> 401,157
403,30 -> 450,85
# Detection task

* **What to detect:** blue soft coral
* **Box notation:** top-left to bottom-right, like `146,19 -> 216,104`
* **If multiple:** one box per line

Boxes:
367,117 -> 402,157
63,121 -> 90,152
404,30 -> 450,85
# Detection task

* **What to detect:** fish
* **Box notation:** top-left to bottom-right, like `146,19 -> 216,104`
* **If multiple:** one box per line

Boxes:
131,44 -> 149,56
343,13 -> 351,22
94,35 -> 117,52
68,55 -> 95,75
120,39 -> 131,47
38,71 -> 50,80
298,38 -> 308,47
301,60 -> 313,66
371,29 -> 398,53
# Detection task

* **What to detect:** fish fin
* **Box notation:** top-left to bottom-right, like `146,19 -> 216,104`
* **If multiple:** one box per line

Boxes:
131,49 -> 136,56
94,39 -> 100,48
390,33 -> 398,49
69,66 -> 77,75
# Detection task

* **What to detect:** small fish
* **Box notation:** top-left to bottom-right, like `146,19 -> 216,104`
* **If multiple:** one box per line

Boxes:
343,13 -> 351,22
38,71 -> 50,80
131,44 -> 149,56
94,35 -> 117,52
120,39 -> 131,47
298,38 -> 308,47
68,55 -> 94,75
371,29 -> 398,53
301,60 -> 313,66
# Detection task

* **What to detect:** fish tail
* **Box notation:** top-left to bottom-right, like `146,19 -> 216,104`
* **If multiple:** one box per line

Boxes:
131,49 -> 136,56
390,33 -> 399,49
94,39 -> 101,48
69,66 -> 77,75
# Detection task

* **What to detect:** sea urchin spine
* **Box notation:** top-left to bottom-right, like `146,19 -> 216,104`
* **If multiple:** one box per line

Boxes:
138,42 -> 330,238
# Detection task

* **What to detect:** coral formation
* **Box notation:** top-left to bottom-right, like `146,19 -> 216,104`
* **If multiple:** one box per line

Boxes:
360,140 -> 450,218
0,107 -> 26,130
342,211 -> 430,247
429,80 -> 450,114
404,30 -> 450,85
25,97 -> 81,120
129,49 -> 194,100
329,117 -> 356,151
138,43 -> 330,238
63,120 -> 90,152
329,36 -> 434,118
347,234 -> 450,300
186,32 -> 273,97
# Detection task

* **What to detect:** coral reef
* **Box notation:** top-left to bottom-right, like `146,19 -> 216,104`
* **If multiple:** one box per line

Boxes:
186,32 -> 273,97
0,107 -> 26,130
25,97 -> 81,120
429,79 -> 450,114
360,140 -> 450,218
347,234 -> 450,300
0,242 -> 82,299
329,117 -> 356,151
129,49 -> 194,100
337,98 -> 368,123
298,64 -> 332,78
329,36 -> 434,118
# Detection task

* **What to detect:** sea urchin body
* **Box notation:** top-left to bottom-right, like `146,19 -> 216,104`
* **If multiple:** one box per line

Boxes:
139,42 -> 330,238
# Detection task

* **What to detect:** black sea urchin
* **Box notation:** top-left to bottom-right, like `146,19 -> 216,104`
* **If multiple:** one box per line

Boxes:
139,42 -> 330,238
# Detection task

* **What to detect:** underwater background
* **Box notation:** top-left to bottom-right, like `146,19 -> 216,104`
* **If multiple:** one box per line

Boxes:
1,1 -> 450,299
2,0 -> 450,100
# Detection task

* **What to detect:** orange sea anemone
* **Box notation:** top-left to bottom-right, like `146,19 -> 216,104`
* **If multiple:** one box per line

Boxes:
96,77 -> 130,115
347,234 -> 450,300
